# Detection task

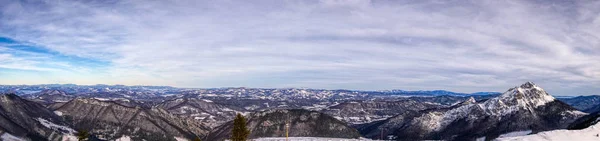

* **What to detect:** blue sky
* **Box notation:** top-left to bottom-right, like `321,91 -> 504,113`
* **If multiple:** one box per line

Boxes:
0,0 -> 599,95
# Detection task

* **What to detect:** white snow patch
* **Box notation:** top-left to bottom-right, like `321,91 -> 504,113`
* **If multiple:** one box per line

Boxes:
61,135 -> 78,141
1,133 -> 26,141
497,123 -> 600,141
54,111 -> 63,116
565,110 -> 588,116
201,99 -> 213,102
174,137 -> 189,141
497,130 -> 532,138
115,136 -> 132,141
222,108 -> 234,112
36,118 -> 76,134
161,94 -> 177,97
252,137 -> 372,141
93,97 -> 110,101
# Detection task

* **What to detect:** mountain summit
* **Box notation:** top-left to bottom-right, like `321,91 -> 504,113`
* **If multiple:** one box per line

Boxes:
481,81 -> 556,116
358,82 -> 586,141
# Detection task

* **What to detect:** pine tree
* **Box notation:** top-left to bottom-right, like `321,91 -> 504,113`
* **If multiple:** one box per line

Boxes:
76,130 -> 90,141
231,113 -> 250,141
192,136 -> 202,141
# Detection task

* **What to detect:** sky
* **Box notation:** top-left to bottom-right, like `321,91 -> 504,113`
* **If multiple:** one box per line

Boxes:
0,0 -> 599,95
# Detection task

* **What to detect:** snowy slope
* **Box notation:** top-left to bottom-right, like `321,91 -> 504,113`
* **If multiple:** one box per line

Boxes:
0,133 -> 27,141
253,137 -> 373,141
496,123 -> 600,141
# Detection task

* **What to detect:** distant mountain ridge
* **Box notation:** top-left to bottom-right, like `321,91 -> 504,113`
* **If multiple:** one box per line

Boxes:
378,89 -> 501,96
559,95 -> 600,113
1,84 -> 502,97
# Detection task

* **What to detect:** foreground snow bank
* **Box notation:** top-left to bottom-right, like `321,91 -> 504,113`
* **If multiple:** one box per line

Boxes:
496,123 -> 600,141
0,133 -> 26,141
252,137 -> 372,141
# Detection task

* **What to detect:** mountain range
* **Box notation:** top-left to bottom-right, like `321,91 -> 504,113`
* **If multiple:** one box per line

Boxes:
0,82 -> 598,141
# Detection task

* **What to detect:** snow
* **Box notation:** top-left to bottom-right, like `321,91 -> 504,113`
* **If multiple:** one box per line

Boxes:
201,99 -> 213,102
252,137 -> 373,141
174,137 -> 188,141
161,94 -> 177,97
115,136 -> 132,141
54,111 -> 64,116
497,130 -> 532,138
61,135 -> 78,141
36,118 -> 76,134
115,98 -> 131,102
327,102 -> 340,108
496,123 -> 600,141
1,133 -> 26,141
93,97 -> 110,101
565,110 -> 587,116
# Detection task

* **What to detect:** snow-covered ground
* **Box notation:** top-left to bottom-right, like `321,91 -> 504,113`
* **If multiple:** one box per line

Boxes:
252,137 -> 373,141
497,130 -> 532,138
54,111 -> 64,116
0,133 -> 26,141
61,135 -> 79,141
36,118 -> 76,134
115,136 -> 132,141
175,137 -> 189,141
496,123 -> 600,141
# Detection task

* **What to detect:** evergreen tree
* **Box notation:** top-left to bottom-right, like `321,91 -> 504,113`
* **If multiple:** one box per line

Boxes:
192,136 -> 202,141
76,130 -> 90,141
231,113 -> 250,141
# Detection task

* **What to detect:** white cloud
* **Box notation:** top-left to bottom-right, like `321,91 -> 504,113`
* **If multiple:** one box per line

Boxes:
0,0 -> 599,95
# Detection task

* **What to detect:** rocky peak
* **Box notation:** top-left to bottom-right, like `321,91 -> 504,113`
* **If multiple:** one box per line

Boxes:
520,81 -> 536,88
481,82 -> 556,116
507,82 -> 553,104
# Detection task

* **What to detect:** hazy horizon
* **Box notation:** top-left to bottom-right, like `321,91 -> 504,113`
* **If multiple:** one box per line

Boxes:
1,81 -> 595,96
1,0 -> 599,96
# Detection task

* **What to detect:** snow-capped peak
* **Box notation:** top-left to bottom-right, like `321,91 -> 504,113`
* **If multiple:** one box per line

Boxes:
481,82 -> 555,116
520,81 -> 536,89
501,82 -> 554,106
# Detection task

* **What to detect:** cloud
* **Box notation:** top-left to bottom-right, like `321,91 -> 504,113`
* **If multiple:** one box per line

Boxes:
0,0 -> 599,95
